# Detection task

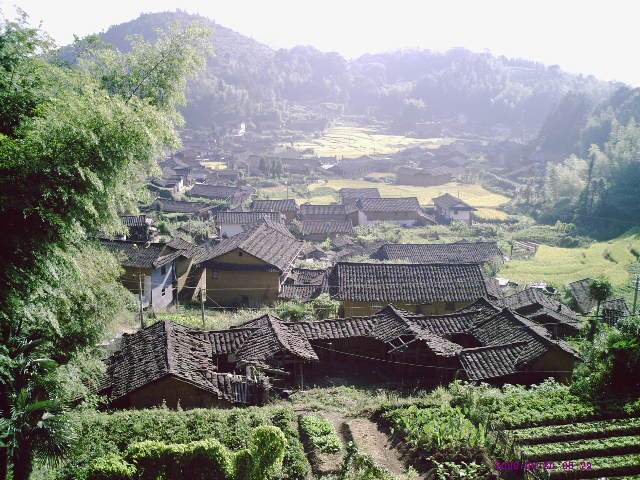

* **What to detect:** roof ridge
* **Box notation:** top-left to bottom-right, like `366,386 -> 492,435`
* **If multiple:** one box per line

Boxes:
163,320 -> 174,374
461,341 -> 528,353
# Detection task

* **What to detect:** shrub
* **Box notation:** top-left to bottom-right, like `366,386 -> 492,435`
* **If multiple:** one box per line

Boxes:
125,441 -> 172,480
87,454 -> 135,480
56,406 -> 303,480
176,439 -> 235,480
275,301 -> 308,321
89,429 -> 284,480
270,409 -> 311,480
309,293 -> 339,320
235,426 -> 287,480
299,415 -> 342,454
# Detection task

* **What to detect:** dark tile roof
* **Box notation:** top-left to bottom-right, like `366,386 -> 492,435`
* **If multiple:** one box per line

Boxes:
188,184 -> 252,201
302,220 -> 355,236
468,308 -> 579,368
197,220 -> 302,272
503,288 -> 581,330
339,188 -> 381,202
234,314 -> 318,362
251,199 -> 298,213
289,268 -> 327,285
355,197 -> 420,212
166,237 -> 203,260
148,198 -> 212,214
101,239 -> 188,269
567,278 -> 597,313
300,204 -> 349,216
279,284 -> 324,302
121,215 -> 152,227
292,305 -> 464,357
208,329 -> 256,355
433,193 -> 476,210
291,317 -> 377,340
327,262 -> 489,304
459,342 -> 528,381
102,321 -> 259,404
601,298 -> 630,324
373,242 -> 503,264
214,211 -> 284,225
279,268 -> 328,302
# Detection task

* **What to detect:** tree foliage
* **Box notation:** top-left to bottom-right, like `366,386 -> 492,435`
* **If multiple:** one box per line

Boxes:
0,14 -> 210,480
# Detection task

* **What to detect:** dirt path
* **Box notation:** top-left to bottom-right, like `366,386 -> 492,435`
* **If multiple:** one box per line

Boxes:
345,417 -> 411,477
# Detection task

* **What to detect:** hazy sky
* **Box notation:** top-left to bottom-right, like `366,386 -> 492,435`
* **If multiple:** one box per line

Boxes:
5,0 -> 640,85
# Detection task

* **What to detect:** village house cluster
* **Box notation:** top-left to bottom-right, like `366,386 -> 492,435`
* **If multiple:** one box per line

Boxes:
97,130 -> 632,411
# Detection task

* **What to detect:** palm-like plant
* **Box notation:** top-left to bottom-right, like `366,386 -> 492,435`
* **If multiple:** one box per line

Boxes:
586,278 -> 614,340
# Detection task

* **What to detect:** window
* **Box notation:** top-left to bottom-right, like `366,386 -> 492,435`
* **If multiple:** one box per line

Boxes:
161,288 -> 166,296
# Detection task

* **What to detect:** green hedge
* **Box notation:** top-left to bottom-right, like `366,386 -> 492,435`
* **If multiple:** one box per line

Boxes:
88,426 -> 285,480
57,406 -> 307,480
298,415 -> 341,454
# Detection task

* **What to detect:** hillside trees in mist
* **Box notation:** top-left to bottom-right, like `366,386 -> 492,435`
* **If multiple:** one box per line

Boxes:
89,11 -> 610,134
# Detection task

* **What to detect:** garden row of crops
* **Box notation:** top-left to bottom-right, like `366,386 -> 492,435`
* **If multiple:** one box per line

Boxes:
498,416 -> 640,479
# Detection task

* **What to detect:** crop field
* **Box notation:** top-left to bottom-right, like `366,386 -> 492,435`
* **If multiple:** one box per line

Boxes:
500,229 -> 640,298
200,160 -> 227,170
285,125 -> 452,158
259,179 -> 510,220
501,416 -> 640,479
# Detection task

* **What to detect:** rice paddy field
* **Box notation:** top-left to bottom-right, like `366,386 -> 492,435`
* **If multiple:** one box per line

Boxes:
285,125 -> 453,158
259,178 -> 510,220
500,229 -> 640,299
200,161 -> 227,170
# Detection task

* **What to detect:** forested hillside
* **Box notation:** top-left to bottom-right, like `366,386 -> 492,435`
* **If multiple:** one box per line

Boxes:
87,10 -> 610,135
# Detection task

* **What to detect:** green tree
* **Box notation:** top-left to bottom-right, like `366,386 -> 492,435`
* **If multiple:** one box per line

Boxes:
0,15 -> 210,480
586,278 -> 613,340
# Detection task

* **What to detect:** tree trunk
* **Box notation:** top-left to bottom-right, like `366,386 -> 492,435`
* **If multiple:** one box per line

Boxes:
0,447 -> 8,480
0,386 -> 9,480
11,440 -> 33,480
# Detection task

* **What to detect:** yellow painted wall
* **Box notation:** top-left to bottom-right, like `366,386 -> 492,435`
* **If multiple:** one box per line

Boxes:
205,249 -> 281,307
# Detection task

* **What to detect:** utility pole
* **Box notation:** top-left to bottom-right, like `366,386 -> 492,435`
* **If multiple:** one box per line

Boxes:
633,275 -> 639,315
200,288 -> 206,329
138,273 -> 144,329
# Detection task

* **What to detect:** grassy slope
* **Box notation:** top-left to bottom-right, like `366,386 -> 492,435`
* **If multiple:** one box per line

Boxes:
500,229 -> 640,299
284,126 -> 452,158
260,179 -> 510,220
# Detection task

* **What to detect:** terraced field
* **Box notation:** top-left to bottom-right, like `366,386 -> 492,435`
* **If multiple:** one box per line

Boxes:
500,229 -> 640,300
499,416 -> 640,479
284,125 -> 452,158
259,178 -> 510,220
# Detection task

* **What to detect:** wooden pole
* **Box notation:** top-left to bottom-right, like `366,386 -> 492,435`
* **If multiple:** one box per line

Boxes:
633,275 -> 639,315
138,273 -> 144,329
200,288 -> 206,329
